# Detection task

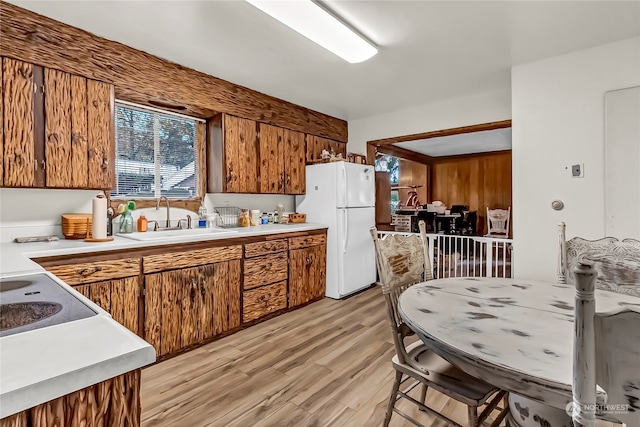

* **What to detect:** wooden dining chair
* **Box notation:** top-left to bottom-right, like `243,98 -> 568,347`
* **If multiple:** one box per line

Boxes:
371,221 -> 508,427
572,262 -> 640,427
558,222 -> 640,298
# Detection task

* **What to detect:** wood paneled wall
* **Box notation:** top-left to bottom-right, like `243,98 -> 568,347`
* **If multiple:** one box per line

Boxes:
398,159 -> 428,206
0,3 -> 347,142
431,150 -> 511,234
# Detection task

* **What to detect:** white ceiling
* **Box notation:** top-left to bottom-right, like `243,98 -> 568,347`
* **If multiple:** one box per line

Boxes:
9,0 -> 640,124
395,127 -> 512,157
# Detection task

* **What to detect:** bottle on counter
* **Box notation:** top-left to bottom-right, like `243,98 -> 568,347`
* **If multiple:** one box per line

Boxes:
273,211 -> 279,224
198,203 -> 207,228
261,212 -> 269,224
268,212 -> 274,223
137,214 -> 148,232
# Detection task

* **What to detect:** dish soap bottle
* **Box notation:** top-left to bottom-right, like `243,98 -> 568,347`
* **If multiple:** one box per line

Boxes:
137,214 -> 148,232
198,203 -> 207,228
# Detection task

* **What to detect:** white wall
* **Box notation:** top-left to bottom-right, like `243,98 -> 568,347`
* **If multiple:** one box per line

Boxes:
347,88 -> 512,155
512,36 -> 640,281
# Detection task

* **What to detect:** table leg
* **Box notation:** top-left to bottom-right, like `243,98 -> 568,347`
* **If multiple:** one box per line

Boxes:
505,394 -> 573,427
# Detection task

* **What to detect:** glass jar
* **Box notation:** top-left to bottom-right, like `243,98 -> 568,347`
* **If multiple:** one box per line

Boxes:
238,209 -> 250,227
119,211 -> 133,234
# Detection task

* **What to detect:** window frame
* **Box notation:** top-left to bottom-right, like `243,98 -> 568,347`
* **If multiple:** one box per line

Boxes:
108,100 -> 207,213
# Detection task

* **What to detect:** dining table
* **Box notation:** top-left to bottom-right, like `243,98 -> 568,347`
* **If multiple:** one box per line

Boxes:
398,277 -> 640,427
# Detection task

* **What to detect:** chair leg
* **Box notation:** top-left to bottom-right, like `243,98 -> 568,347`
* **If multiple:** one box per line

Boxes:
418,384 -> 428,411
384,371 -> 403,427
467,405 -> 479,427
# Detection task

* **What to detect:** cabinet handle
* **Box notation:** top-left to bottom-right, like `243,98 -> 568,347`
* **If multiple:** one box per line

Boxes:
101,157 -> 109,170
77,266 -> 101,277
41,160 -> 46,170
34,159 -> 38,171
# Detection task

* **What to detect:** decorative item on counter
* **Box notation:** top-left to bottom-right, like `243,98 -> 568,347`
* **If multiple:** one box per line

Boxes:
261,212 -> 269,224
61,214 -> 92,239
276,203 -> 284,219
118,201 -> 136,234
91,194 -> 107,240
320,149 -> 331,160
250,210 -> 261,226
198,203 -> 207,228
137,214 -> 148,232
238,209 -> 250,227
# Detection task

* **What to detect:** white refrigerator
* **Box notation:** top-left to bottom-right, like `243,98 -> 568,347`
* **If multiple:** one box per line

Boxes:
296,162 -> 376,299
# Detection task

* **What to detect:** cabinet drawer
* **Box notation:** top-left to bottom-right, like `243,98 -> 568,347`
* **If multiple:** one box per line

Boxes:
45,258 -> 140,285
143,245 -> 242,273
244,239 -> 288,258
243,252 -> 288,290
288,234 -> 326,250
243,280 -> 287,323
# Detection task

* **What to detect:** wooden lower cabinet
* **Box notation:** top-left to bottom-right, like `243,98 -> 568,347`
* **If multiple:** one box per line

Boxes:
289,241 -> 327,307
73,277 -> 139,335
144,261 -> 241,358
0,369 -> 141,427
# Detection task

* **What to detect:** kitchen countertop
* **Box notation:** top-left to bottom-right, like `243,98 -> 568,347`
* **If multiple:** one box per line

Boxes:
0,222 -> 327,418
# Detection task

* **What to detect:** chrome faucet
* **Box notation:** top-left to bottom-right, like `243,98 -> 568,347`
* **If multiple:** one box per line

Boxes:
156,196 -> 171,228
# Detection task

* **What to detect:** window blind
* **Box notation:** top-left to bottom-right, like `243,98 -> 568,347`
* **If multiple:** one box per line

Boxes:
113,102 -> 198,199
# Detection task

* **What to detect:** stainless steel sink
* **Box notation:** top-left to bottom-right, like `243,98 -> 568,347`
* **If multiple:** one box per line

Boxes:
118,227 -> 238,241
0,274 -> 97,337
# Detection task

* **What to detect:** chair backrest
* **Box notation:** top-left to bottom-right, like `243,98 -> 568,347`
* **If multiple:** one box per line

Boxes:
572,262 -> 640,427
486,207 -> 510,236
558,222 -> 640,298
370,221 -> 432,366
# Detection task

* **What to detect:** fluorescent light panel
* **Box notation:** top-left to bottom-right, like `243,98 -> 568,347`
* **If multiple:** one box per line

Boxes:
246,0 -> 377,63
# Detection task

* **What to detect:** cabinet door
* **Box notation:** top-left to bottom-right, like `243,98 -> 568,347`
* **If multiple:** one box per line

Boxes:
289,247 -> 314,307
44,68 -> 72,187
259,123 -> 284,194
284,129 -> 306,194
144,260 -> 241,358
73,277 -> 139,336
289,240 -> 327,307
3,58 -> 37,187
87,79 -> 115,189
224,115 -> 258,193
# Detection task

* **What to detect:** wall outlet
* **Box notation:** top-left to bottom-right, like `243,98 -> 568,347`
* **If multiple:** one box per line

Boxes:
571,163 -> 584,178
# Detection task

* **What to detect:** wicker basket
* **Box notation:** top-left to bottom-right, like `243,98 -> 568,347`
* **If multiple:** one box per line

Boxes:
288,213 -> 306,223
61,214 -> 92,239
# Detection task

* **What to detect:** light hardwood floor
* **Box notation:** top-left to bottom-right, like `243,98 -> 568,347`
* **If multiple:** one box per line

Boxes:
140,287 -> 501,426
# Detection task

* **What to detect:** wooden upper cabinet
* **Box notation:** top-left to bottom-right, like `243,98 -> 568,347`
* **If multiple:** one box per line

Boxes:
259,123 -> 284,194
283,129 -> 305,194
1,57 -> 115,190
306,135 -> 347,164
87,79 -> 115,189
3,58 -> 37,187
224,114 -> 259,193
210,114 -> 306,194
259,123 -> 305,194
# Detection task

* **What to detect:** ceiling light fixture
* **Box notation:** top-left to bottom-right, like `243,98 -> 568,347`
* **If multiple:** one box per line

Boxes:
245,0 -> 377,64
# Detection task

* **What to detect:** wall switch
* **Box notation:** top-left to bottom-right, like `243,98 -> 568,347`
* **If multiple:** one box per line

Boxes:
571,163 -> 584,178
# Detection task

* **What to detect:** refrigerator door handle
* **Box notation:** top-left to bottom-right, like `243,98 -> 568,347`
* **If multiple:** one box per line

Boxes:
341,165 -> 347,207
343,210 -> 348,254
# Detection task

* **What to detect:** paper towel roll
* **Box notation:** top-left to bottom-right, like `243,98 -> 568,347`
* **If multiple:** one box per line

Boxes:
92,195 -> 108,239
